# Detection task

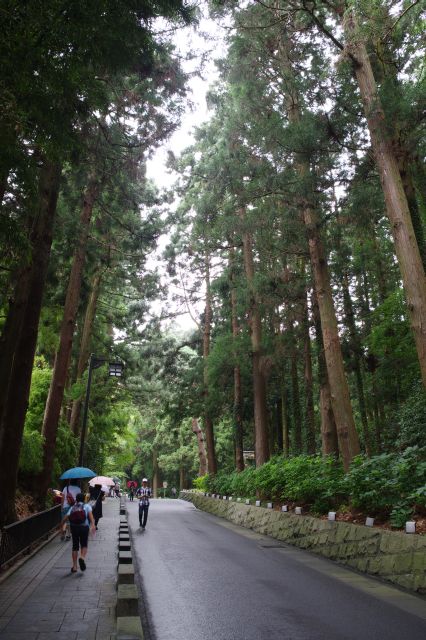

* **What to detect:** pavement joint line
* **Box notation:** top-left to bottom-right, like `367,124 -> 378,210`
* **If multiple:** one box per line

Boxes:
0,499 -> 120,638
0,539 -> 69,617
0,529 -> 61,587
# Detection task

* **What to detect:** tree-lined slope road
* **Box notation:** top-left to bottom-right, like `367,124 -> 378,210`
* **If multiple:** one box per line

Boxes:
128,499 -> 426,640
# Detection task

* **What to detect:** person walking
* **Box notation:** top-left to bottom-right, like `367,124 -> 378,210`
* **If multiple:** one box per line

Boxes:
89,483 -> 104,529
62,492 -> 96,573
60,480 -> 80,540
137,478 -> 152,529
171,487 -> 177,498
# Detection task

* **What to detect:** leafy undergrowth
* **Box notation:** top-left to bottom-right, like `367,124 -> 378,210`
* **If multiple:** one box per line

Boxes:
194,449 -> 426,533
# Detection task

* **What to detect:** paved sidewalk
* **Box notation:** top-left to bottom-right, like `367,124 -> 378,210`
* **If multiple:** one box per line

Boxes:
0,497 -> 120,640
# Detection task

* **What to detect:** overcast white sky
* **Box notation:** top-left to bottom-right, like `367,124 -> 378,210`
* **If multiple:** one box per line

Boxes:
144,10 -> 228,332
146,12 -> 227,188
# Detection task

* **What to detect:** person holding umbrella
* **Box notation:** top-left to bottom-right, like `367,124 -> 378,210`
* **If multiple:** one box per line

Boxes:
58,467 -> 97,573
58,467 -> 96,541
60,480 -> 80,540
62,492 -> 96,573
88,476 -> 113,529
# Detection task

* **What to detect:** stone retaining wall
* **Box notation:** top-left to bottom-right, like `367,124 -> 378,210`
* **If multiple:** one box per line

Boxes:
181,492 -> 426,594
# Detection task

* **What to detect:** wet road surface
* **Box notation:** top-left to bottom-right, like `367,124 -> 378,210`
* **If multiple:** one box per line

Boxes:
128,498 -> 426,640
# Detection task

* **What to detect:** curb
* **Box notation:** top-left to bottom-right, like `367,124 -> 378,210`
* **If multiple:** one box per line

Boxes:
116,497 -> 144,639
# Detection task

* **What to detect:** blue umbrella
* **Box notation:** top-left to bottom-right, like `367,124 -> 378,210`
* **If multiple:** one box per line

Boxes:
59,466 -> 96,480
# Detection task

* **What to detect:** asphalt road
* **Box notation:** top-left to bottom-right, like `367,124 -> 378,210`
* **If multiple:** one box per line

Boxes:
128,498 -> 426,640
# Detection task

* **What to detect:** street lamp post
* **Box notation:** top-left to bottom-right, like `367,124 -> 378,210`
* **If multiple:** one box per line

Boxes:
78,353 -> 123,466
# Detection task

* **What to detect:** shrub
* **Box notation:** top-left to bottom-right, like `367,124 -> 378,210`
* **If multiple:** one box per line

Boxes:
193,474 -> 209,492
19,430 -> 44,474
395,385 -> 426,449
344,447 -> 426,517
192,449 -> 425,524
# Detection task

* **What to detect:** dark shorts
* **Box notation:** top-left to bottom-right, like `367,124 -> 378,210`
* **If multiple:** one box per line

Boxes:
70,524 -> 89,551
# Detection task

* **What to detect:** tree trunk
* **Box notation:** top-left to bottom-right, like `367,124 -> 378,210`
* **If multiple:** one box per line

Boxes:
276,34 -> 359,470
302,283 -> 316,454
0,268 -> 32,436
282,389 -> 290,456
343,10 -> 426,387
290,338 -> 302,453
152,448 -> 159,498
312,290 -> 339,457
192,418 -> 208,476
398,154 -> 426,271
202,249 -> 217,475
239,208 -> 270,466
0,159 -> 61,526
307,218 -> 360,468
341,270 -> 371,455
179,466 -> 185,491
37,175 -> 100,501
275,396 -> 283,452
229,245 -> 244,471
371,22 -> 426,272
70,268 -> 104,435
0,197 -> 37,439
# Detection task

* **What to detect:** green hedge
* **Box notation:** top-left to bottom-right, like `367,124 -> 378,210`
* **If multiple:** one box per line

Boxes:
193,448 -> 426,526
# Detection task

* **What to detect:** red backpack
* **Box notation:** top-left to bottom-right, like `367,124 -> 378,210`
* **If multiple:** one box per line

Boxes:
69,502 -> 86,525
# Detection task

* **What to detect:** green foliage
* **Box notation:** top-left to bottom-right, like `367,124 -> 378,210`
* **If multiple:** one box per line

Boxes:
19,431 -> 44,475
19,358 -> 77,481
19,358 -> 51,475
367,290 -> 420,400
202,455 -> 345,513
52,422 -> 78,482
344,447 -> 426,516
395,385 -> 426,449
389,503 -> 413,529
23,357 -> 52,433
193,474 -> 209,491
201,449 -> 426,523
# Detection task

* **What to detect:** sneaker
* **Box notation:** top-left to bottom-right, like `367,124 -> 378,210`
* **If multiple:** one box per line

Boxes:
79,558 -> 86,571
65,535 -> 71,540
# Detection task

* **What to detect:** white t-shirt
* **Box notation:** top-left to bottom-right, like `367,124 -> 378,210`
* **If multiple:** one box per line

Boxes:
62,485 -> 80,509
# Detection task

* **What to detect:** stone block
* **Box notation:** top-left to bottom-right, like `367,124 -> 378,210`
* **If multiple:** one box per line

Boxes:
357,538 -> 380,556
117,615 -> 144,639
334,524 -> 350,543
118,564 -> 135,585
411,551 -> 425,572
379,532 -> 415,554
117,584 -> 139,617
118,551 -> 133,564
392,552 -> 414,574
119,542 -> 131,551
